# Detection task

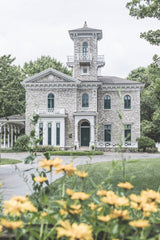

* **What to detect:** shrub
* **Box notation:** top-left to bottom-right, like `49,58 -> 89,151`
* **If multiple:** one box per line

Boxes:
34,145 -> 55,152
47,150 -> 103,156
136,136 -> 156,152
13,135 -> 30,151
146,147 -> 158,153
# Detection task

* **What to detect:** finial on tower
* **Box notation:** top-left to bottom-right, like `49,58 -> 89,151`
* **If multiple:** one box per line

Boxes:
84,21 -> 87,28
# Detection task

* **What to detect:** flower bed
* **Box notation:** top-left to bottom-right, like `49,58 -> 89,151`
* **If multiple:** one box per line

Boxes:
0,157 -> 160,239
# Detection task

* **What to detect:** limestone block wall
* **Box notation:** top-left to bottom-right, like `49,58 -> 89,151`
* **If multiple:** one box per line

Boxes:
97,88 -> 141,144
25,87 -> 77,147
73,37 -> 98,81
77,88 -> 97,112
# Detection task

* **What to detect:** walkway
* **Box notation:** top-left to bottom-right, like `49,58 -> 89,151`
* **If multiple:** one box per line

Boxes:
0,152 -> 160,201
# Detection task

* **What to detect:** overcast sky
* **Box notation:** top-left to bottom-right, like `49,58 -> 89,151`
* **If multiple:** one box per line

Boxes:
0,0 -> 159,78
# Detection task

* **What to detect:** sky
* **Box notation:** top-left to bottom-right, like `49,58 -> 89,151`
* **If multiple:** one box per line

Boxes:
0,0 -> 159,78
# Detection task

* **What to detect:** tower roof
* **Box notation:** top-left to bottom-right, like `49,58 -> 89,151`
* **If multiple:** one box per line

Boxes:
69,22 -> 102,40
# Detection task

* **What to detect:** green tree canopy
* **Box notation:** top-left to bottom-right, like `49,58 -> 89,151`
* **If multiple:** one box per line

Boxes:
22,55 -> 72,77
127,60 -> 160,141
126,0 -> 160,45
0,55 -> 25,117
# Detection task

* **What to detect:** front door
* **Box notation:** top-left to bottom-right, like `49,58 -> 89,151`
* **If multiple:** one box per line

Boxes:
81,121 -> 90,146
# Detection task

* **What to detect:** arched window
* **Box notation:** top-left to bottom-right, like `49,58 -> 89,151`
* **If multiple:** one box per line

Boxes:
82,93 -> 89,108
104,95 -> 111,109
124,95 -> 131,109
82,42 -> 88,54
48,93 -> 54,111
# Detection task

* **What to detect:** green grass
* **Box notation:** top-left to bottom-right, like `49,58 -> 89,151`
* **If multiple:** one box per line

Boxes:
49,157 -> 160,196
0,158 -> 22,165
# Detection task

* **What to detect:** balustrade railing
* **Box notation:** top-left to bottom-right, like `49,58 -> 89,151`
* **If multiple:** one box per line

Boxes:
37,108 -> 65,115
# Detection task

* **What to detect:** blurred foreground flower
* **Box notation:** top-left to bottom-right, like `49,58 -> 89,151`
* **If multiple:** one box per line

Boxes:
56,220 -> 93,240
1,219 -> 23,229
117,182 -> 134,190
34,176 -> 48,183
129,219 -> 150,228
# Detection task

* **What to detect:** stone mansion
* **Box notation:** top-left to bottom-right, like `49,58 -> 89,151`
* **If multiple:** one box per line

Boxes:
0,23 -> 144,149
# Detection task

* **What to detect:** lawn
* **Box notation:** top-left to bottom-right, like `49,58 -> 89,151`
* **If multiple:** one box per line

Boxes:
0,158 -> 22,165
50,157 -> 160,196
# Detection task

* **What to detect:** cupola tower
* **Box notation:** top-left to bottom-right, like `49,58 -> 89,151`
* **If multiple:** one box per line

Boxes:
67,22 -> 105,81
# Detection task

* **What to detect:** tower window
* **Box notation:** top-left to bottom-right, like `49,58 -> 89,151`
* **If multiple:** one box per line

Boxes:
82,42 -> 88,54
83,68 -> 88,74
82,93 -> 89,108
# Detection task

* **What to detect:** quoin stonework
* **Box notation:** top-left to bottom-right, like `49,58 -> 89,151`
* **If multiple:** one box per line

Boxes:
21,22 -> 144,150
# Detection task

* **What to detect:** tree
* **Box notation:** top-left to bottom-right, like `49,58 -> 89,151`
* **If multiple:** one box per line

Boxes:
22,55 -> 72,77
126,0 -> 160,46
127,60 -> 160,141
0,55 -> 25,117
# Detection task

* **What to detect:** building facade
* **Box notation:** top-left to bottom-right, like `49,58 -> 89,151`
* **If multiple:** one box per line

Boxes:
22,23 -> 144,150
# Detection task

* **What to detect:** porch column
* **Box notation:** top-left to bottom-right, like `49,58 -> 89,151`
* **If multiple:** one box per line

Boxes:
3,125 -> 6,148
74,123 -> 79,148
11,125 -> 13,147
14,127 -> 17,143
7,125 -> 10,148
90,124 -> 95,147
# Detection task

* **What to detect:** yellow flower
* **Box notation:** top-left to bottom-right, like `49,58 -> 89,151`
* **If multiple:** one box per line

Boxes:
56,220 -> 93,240
141,202 -> 158,213
66,188 -> 75,196
129,194 -> 143,203
22,201 -> 37,213
110,209 -> 130,220
101,191 -> 119,205
39,159 -> 54,171
114,196 -> 129,207
59,209 -> 68,216
11,196 -> 29,202
1,219 -> 23,229
88,202 -> 97,210
130,201 -> 141,210
57,200 -> 67,209
71,192 -> 90,200
3,198 -> 37,216
69,204 -> 82,214
75,171 -> 88,178
0,182 -> 1,187
97,189 -> 108,196
117,182 -> 134,190
70,204 -> 81,210
0,225 -> 2,232
129,219 -> 150,228
40,212 -> 48,217
34,176 -> 48,183
55,162 -> 77,176
141,189 -> 160,203
51,157 -> 63,168
98,215 -> 111,222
